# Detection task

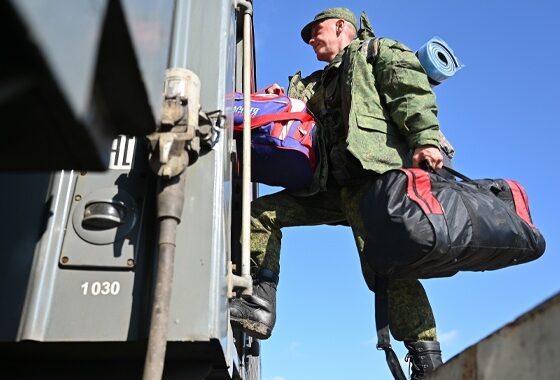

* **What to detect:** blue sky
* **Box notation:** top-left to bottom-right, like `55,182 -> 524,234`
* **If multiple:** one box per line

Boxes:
252,1 -> 559,379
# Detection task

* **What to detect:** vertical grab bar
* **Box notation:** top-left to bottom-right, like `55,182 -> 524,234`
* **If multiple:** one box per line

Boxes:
236,0 -> 254,295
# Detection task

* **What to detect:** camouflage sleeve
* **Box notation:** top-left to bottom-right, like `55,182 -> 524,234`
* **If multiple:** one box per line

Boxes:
374,39 -> 440,149
287,69 -> 324,118
287,70 -> 323,101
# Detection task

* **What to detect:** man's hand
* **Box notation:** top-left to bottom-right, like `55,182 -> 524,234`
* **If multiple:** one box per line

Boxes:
412,145 -> 443,170
264,83 -> 285,95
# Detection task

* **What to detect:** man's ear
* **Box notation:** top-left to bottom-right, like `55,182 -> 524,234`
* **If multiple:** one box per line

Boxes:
336,19 -> 345,36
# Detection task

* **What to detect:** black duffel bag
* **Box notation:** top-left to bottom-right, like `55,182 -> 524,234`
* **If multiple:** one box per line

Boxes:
361,166 -> 546,279
362,166 -> 547,380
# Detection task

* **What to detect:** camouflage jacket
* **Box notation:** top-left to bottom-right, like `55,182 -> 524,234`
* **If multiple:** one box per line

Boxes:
288,37 -> 451,196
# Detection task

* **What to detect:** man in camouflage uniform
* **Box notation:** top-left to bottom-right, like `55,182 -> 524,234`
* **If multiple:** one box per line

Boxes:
231,8 -> 447,378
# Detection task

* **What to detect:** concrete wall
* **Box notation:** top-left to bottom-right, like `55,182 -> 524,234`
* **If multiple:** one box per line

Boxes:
425,292 -> 560,380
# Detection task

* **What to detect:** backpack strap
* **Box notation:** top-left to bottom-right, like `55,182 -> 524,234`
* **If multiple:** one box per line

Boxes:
361,37 -> 381,65
358,45 -> 406,374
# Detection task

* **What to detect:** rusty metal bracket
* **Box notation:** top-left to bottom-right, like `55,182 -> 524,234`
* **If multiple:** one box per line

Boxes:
147,68 -> 218,179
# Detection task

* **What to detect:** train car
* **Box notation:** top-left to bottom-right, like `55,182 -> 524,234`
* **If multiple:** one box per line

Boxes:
0,1 -> 258,379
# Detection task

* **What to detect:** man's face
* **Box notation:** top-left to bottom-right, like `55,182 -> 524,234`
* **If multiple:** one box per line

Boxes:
308,19 -> 341,63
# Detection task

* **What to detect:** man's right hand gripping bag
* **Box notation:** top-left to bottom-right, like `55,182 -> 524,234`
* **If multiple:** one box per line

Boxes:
360,167 -> 546,279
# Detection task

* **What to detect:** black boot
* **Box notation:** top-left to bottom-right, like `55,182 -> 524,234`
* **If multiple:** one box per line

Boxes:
404,340 -> 443,379
230,269 -> 278,340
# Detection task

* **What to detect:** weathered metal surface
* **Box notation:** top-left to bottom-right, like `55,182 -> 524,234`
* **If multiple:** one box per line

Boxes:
164,0 -> 236,344
0,0 -> 249,377
0,0 -> 173,169
120,0 -> 174,121
425,292 -> 560,380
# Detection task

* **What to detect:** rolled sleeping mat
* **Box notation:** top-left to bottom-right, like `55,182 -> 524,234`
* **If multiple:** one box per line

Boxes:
416,36 -> 463,86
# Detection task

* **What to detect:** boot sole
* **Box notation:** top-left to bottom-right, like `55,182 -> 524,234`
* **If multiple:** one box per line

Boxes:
230,317 -> 271,340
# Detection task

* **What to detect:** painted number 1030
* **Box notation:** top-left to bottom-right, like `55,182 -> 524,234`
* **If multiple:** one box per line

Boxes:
81,281 -> 121,296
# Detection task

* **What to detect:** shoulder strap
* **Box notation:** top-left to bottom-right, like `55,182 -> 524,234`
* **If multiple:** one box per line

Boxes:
375,277 -> 407,380
361,37 -> 381,65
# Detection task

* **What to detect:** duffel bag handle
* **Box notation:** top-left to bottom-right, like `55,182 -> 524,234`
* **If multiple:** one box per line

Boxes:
441,165 -> 474,182
420,161 -> 474,183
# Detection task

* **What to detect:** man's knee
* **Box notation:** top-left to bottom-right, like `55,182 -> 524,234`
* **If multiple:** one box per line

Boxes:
387,279 -> 436,341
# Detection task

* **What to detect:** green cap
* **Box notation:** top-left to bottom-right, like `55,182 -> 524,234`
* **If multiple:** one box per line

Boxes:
300,7 -> 357,43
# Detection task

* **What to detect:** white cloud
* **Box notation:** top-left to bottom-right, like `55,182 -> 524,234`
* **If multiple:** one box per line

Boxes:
438,329 -> 460,345
363,336 -> 377,347
289,341 -> 303,358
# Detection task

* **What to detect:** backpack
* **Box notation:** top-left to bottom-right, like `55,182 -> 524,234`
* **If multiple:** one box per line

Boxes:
233,91 -> 317,190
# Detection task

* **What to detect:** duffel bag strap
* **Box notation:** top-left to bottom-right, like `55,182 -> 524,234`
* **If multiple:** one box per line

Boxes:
375,277 -> 407,380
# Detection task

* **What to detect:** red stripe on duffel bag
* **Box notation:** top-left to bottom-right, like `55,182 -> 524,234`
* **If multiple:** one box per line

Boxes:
505,180 -> 534,226
400,169 -> 444,215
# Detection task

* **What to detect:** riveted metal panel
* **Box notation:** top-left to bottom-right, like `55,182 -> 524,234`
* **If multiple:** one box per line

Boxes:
13,139 -> 157,342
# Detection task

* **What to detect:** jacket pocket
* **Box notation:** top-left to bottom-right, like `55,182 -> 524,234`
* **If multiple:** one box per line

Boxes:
355,112 -> 399,136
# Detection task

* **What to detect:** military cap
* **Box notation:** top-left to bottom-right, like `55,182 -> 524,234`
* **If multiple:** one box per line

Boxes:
300,7 -> 357,43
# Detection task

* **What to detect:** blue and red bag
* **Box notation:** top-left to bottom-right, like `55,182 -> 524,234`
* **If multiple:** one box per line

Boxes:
233,91 -> 317,190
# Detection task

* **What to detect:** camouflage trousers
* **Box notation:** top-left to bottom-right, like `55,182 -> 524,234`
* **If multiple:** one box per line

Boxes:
250,178 -> 437,341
